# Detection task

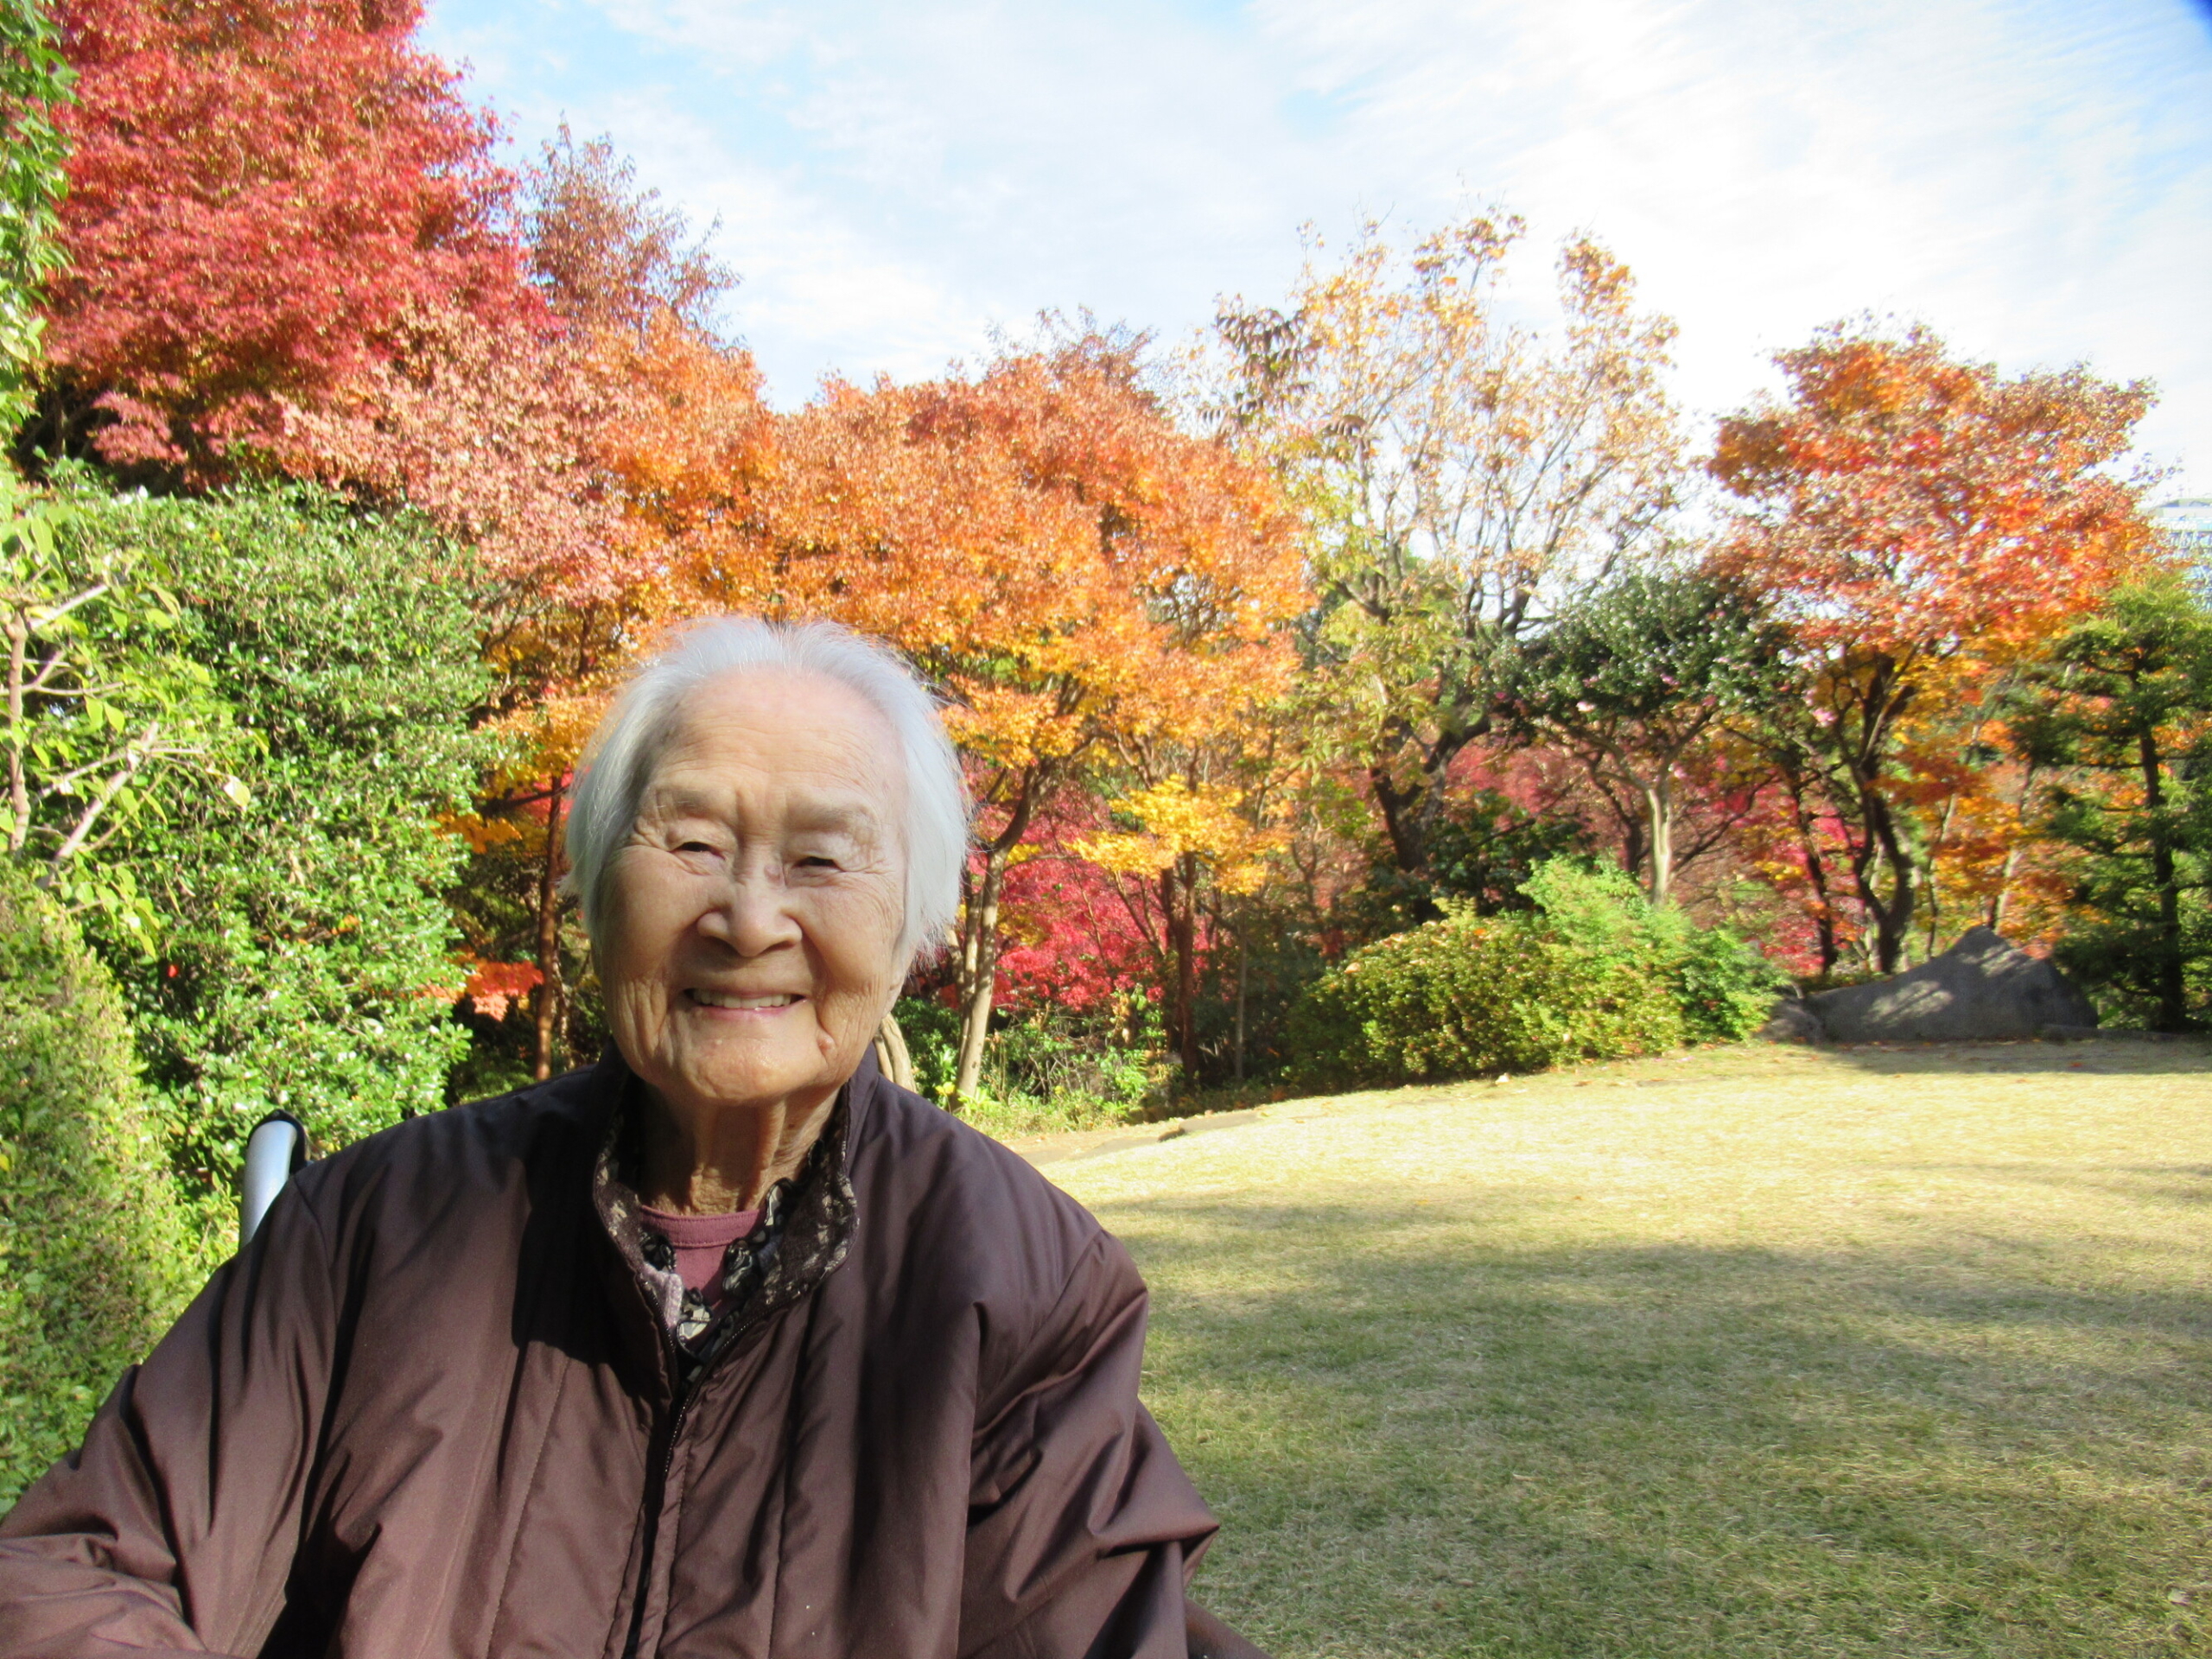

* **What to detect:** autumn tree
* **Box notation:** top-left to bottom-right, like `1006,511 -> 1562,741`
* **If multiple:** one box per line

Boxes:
1713,324 -> 2152,971
33,0 -> 767,1102
1729,710 -> 1858,974
31,0 -> 713,680
689,334 -> 1305,1100
37,0 -> 684,693
33,0 -> 531,481
1502,570 -> 1786,905
1074,771 -> 1285,1080
35,3 -> 643,1081
524,126 -> 730,342
974,791 -> 1159,1025
1065,352 -> 1306,1080
1881,671 -> 2056,958
1215,215 -> 1684,879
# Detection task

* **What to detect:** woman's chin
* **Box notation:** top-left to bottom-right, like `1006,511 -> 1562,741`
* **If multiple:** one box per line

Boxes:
668,1043 -> 833,1114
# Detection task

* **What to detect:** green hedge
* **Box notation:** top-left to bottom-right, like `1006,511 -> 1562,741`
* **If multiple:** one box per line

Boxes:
1288,860 -> 1781,1087
66,486 -> 490,1223
0,860 -> 200,1507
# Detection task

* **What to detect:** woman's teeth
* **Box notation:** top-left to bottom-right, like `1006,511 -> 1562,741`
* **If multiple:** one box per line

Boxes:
690,991 -> 798,1009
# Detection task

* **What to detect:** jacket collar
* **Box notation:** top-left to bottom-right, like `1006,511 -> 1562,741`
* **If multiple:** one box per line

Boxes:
586,1052 -> 866,1383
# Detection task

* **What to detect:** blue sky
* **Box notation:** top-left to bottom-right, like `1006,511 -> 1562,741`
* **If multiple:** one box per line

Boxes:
420,0 -> 2212,495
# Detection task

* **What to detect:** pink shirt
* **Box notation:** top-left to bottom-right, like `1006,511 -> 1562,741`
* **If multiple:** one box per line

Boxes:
639,1205 -> 760,1311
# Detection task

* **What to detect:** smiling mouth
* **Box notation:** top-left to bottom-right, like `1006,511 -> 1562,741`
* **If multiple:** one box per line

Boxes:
687,990 -> 803,1011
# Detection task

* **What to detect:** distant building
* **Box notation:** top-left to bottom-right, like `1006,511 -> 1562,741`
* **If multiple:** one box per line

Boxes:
2150,497 -> 2212,592
2150,495 -> 2212,554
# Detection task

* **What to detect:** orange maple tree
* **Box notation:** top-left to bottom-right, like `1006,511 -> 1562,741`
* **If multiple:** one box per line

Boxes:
675,334 -> 1306,1096
1711,323 -> 2152,970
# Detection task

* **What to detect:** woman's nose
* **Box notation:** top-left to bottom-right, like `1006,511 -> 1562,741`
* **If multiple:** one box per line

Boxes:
703,861 -> 801,956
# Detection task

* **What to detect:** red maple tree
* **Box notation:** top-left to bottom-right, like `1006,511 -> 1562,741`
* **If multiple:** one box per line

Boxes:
1711,324 -> 2153,969
37,0 -> 535,480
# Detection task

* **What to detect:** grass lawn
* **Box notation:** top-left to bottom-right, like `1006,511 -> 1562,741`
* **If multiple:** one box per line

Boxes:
1043,1040 -> 2212,1658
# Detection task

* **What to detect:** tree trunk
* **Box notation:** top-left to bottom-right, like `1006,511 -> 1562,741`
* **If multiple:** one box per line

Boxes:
1367,704 -> 1487,880
1923,791 -> 1961,958
1163,856 -> 1200,1079
1987,848 -> 2017,934
1644,772 -> 1675,907
531,774 -> 567,1083
1830,677 -> 1918,975
1839,661 -> 1918,973
1857,785 -> 1917,974
1781,770 -> 1840,976
873,1010 -> 917,1092
2139,728 -> 2187,1033
952,776 -> 1045,1105
1987,760 -> 2037,934
1846,835 -> 1904,975
1811,892 -> 1840,975
1617,800 -> 1649,894
1232,919 -> 1248,1084
953,842 -> 1009,1103
5,613 -> 29,852
1369,766 -> 1430,875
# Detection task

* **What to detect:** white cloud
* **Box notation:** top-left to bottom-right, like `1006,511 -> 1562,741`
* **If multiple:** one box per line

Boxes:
1243,0 -> 2212,471
570,98 -> 981,393
423,0 -> 2212,486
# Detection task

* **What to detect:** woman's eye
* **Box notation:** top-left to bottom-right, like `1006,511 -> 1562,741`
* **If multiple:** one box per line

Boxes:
795,855 -> 840,870
675,839 -> 721,856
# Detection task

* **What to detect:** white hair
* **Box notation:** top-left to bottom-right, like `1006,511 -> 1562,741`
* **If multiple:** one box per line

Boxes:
563,617 -> 969,959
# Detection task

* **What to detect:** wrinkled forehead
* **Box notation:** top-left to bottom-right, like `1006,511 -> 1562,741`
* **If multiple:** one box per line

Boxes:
642,665 -> 907,823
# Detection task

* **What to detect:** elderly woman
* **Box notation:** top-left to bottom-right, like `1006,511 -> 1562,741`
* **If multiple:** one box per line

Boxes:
0,620 -> 1262,1659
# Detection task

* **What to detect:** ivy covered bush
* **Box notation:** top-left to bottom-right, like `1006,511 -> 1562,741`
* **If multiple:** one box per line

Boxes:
1287,859 -> 1781,1087
0,860 -> 200,1507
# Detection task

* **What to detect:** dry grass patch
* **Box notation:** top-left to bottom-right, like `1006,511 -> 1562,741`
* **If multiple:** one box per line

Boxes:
1046,1041 -> 2212,1658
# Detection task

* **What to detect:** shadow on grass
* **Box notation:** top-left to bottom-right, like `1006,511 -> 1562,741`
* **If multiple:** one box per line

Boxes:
1109,1198 -> 2212,1659
1887,1161 -> 2212,1208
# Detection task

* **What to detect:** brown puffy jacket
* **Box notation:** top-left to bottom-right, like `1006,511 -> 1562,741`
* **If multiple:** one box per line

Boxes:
0,1052 -> 1219,1657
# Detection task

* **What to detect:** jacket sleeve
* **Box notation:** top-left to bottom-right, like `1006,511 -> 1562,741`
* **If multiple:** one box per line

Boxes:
0,1179 -> 339,1659
959,1230 -> 1217,1659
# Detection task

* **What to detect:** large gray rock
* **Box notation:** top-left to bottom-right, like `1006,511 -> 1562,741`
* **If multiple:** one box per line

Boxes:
1804,925 -> 2095,1044
1758,996 -> 1826,1046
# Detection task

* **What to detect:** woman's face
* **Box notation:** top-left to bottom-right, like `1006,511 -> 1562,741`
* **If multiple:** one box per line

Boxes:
595,667 -> 909,1123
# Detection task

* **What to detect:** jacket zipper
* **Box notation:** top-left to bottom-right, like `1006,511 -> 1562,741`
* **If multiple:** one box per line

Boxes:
610,1166 -> 808,1658
619,1369 -> 694,1659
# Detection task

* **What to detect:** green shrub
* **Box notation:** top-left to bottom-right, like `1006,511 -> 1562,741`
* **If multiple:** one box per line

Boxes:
984,1007 -> 1156,1116
892,994 -> 963,1103
1288,859 -> 1781,1087
0,860 -> 201,1507
889,995 -> 1162,1138
1669,916 -> 1790,1045
66,487 -> 489,1224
